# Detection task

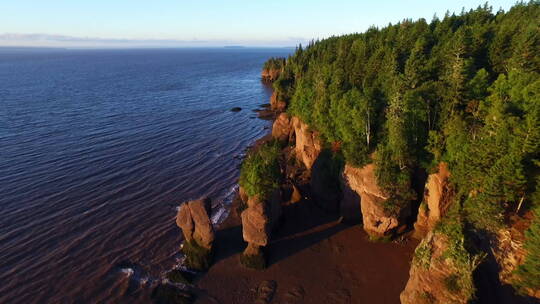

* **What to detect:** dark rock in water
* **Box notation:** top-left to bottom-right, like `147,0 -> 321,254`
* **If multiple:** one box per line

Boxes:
260,103 -> 271,108
151,284 -> 193,304
230,107 -> 242,112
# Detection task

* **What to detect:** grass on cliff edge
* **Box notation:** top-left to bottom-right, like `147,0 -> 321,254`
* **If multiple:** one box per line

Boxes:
239,140 -> 282,199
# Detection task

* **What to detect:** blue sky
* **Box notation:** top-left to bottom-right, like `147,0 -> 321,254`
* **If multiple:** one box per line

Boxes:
0,0 -> 519,47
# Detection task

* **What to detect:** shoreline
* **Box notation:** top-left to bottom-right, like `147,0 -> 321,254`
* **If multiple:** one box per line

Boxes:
187,91 -> 419,304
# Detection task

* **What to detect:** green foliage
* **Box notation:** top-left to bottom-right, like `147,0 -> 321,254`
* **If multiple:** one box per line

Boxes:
444,274 -> 461,293
263,57 -> 286,71
374,145 -> 416,215
259,0 -> 540,293
435,208 -> 483,300
271,2 -> 540,232
182,240 -> 213,271
239,141 -> 282,199
413,240 -> 433,269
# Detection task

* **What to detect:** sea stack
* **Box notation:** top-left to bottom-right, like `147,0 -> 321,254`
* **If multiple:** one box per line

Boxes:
176,197 -> 215,270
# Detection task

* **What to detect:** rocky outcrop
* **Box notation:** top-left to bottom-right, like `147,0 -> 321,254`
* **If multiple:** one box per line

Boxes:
413,162 -> 452,239
272,113 -> 293,142
491,222 -> 540,298
341,163 -> 411,237
241,189 -> 282,266
291,117 -> 322,170
239,186 -> 248,205
261,68 -> 281,83
176,198 -> 215,270
271,115 -> 322,171
242,197 -> 271,247
270,91 -> 287,112
176,198 -> 214,249
401,232 -> 475,304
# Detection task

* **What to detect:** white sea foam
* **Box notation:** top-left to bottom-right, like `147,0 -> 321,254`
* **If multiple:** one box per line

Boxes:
120,268 -> 134,276
211,184 -> 238,225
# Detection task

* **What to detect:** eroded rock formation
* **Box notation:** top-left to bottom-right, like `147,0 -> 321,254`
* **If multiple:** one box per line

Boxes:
261,68 -> 281,83
413,162 -> 452,239
270,91 -> 287,112
400,232 -> 474,304
240,189 -> 282,266
176,198 -> 214,249
176,198 -> 215,270
271,114 -> 322,171
271,113 -> 293,142
491,222 -> 540,298
341,163 -> 411,237
291,117 -> 322,170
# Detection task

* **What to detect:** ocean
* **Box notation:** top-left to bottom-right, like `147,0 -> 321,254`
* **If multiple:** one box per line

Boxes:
0,47 -> 291,303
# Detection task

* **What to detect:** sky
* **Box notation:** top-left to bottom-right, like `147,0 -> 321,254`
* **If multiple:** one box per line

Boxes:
0,0 -> 519,48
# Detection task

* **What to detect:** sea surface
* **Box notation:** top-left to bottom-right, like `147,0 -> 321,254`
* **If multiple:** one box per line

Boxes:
0,47 -> 291,303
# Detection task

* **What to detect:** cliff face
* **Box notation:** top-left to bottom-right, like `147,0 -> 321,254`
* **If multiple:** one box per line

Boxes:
492,227 -> 527,286
413,162 -> 452,239
270,91 -> 287,112
271,114 -> 323,171
290,116 -> 322,170
271,113 -> 293,142
341,164 -> 413,237
261,68 -> 281,83
400,231 -> 474,304
491,219 -> 540,299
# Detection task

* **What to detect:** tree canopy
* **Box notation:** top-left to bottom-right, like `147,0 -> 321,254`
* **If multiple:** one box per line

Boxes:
271,1 -> 539,230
